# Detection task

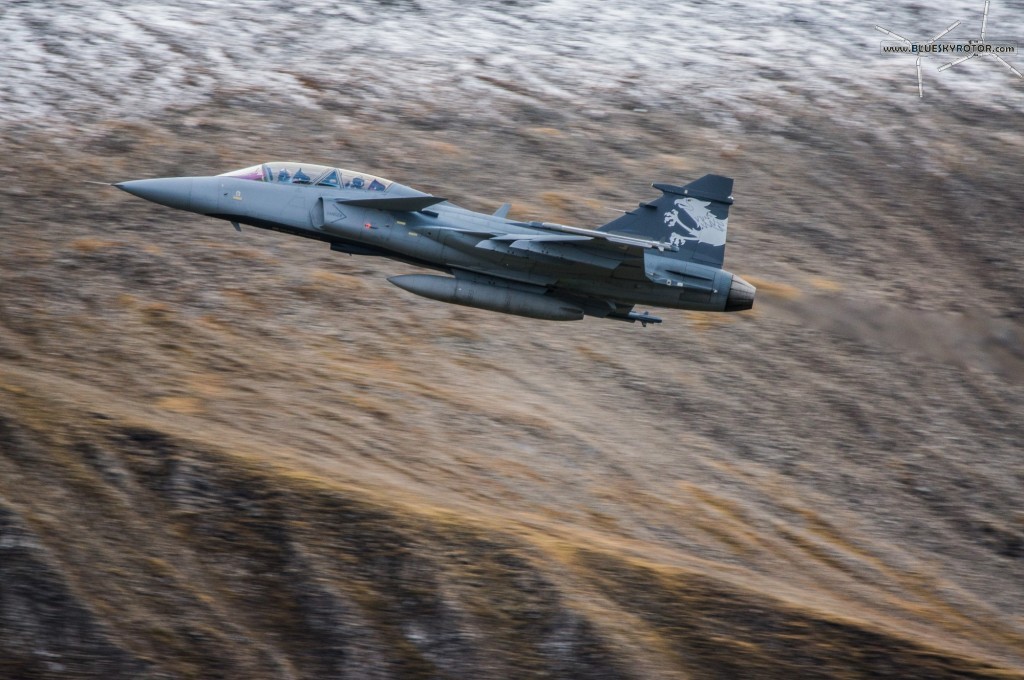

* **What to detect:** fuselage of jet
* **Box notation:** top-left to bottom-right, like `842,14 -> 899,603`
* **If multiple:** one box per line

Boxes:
116,162 -> 755,325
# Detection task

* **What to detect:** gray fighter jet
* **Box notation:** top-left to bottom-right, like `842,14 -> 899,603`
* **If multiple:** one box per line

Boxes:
116,162 -> 755,325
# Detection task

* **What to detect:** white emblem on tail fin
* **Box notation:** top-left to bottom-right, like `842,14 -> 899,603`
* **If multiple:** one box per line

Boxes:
664,197 -> 727,247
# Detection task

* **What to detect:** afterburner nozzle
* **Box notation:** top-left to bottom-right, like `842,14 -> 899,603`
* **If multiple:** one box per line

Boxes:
725,275 -> 755,312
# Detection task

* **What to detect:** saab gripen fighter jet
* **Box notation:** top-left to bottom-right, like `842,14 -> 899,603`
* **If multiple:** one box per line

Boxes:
116,162 -> 755,325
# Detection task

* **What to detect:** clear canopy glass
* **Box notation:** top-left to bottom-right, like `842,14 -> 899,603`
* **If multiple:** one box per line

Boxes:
218,163 -> 392,191
218,164 -> 266,181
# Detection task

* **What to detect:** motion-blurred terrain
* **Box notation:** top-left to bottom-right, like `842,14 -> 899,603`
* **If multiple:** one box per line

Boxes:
1,1 -> 1023,678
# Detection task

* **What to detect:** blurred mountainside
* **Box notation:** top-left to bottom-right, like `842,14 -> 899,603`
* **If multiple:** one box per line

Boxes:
1,1 -> 1023,678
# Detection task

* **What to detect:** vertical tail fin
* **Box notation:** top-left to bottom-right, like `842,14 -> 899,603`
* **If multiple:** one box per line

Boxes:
597,174 -> 733,267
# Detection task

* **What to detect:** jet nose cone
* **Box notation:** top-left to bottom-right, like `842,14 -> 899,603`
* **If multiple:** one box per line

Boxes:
725,275 -> 756,312
116,177 -> 195,212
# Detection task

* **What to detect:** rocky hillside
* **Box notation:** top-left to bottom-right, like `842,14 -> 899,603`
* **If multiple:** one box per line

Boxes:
2,1 -> 1023,677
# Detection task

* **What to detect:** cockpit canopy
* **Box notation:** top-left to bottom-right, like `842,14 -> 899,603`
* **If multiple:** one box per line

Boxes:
218,162 -> 392,192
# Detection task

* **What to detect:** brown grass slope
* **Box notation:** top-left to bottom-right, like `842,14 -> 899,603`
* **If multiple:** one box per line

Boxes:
0,386 -> 1017,680
0,93 -> 1022,678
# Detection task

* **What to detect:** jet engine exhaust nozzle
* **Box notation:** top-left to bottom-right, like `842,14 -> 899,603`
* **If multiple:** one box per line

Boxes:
725,275 -> 755,312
